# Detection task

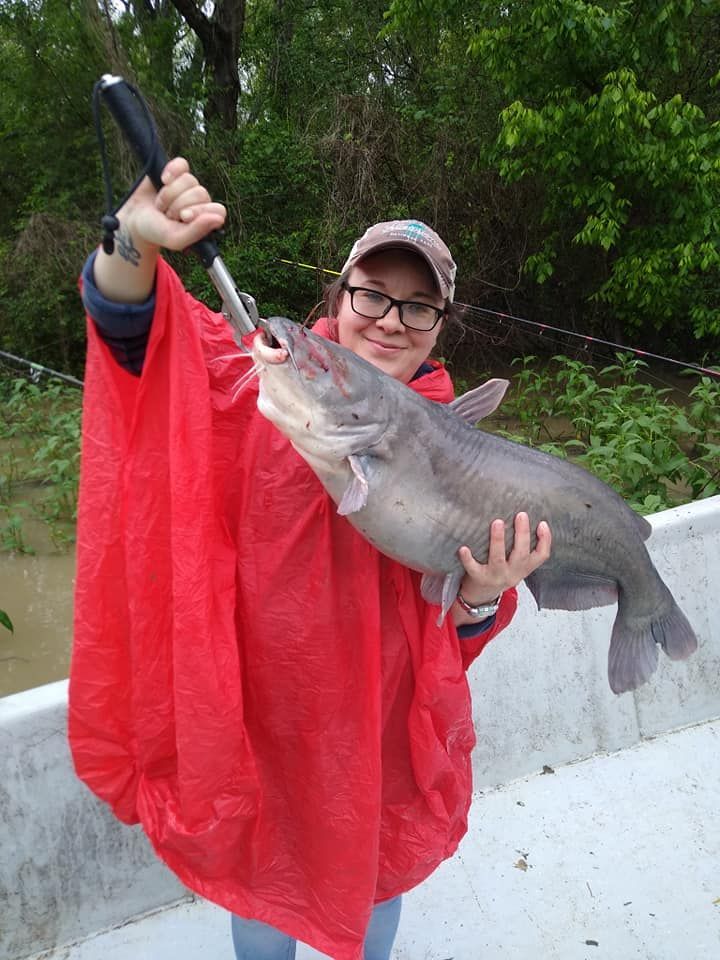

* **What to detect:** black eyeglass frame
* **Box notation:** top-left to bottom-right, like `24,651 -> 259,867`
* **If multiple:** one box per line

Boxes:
341,282 -> 446,332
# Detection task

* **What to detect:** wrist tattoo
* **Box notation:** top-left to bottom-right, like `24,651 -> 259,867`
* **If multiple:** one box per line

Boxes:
116,227 -> 141,267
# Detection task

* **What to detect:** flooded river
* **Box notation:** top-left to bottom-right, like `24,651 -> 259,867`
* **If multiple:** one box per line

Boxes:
0,545 -> 75,697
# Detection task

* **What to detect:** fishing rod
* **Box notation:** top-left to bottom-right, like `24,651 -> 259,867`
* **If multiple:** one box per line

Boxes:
94,75 -> 259,339
278,259 -> 720,381
0,349 -> 84,388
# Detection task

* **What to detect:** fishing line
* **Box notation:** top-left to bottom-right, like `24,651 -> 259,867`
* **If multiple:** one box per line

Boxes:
277,258 -> 720,381
460,303 -> 719,380
449,311 -> 690,400
279,259 -> 340,277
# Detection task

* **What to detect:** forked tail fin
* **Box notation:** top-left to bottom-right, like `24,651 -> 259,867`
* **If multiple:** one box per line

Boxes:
608,598 -> 698,694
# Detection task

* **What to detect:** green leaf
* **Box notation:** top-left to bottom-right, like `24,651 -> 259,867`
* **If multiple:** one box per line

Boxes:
0,609 -> 14,634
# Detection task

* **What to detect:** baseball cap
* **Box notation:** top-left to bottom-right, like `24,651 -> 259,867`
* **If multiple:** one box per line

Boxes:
341,220 -> 457,302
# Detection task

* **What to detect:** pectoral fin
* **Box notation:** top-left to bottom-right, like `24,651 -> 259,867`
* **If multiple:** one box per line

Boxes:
421,570 -> 464,626
337,454 -> 369,515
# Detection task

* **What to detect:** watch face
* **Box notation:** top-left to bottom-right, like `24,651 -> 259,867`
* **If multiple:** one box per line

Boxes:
457,593 -> 499,619
472,606 -> 496,617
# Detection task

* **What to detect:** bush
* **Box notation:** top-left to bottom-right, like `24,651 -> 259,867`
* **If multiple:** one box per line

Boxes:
0,377 -> 81,552
495,353 -> 720,513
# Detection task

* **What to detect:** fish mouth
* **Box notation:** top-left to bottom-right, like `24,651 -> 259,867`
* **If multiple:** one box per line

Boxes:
256,318 -> 306,378
259,319 -> 284,351
256,317 -> 343,386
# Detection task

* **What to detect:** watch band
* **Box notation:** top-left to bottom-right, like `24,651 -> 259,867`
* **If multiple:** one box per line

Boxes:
456,592 -> 501,620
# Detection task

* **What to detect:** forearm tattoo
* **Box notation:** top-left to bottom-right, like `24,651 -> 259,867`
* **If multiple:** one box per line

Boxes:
116,227 -> 141,267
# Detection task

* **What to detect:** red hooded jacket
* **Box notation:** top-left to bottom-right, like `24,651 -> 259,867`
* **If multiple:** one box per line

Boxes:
69,259 -> 517,960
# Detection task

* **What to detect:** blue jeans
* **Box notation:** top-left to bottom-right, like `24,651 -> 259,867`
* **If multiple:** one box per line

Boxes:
231,895 -> 402,960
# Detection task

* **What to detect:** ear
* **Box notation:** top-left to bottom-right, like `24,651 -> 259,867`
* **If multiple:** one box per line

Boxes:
433,305 -> 449,337
331,277 -> 349,316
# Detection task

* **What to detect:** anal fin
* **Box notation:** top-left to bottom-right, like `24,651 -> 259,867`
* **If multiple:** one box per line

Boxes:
525,568 -> 618,611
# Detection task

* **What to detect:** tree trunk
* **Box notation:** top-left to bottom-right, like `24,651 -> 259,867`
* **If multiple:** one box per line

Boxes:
170,0 -> 245,132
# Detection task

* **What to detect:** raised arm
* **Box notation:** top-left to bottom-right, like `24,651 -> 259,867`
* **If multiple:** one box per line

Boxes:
92,157 -> 227,304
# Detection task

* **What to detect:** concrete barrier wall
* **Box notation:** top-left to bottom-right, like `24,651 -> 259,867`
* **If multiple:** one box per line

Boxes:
2,495 -> 718,960
0,682 -> 187,960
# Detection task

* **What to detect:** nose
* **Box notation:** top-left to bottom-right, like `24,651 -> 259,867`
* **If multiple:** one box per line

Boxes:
375,303 -> 404,333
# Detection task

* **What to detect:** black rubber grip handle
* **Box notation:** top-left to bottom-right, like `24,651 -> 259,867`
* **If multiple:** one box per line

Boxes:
99,75 -> 219,268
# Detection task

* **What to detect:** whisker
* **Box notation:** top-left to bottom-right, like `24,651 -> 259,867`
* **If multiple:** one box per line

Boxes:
231,363 -> 260,402
210,349 -> 254,364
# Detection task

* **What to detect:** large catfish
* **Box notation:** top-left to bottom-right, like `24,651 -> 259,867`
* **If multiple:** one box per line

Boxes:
252,317 -> 698,694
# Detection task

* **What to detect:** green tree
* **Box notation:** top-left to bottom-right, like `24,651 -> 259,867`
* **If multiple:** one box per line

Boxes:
1,0 -> 718,379
0,0 -> 109,373
385,0 -> 720,342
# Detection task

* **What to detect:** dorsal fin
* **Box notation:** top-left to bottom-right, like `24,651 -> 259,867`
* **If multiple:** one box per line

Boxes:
449,378 -> 509,424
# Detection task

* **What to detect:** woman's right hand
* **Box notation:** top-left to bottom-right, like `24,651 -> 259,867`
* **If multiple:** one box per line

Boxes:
93,157 -> 227,304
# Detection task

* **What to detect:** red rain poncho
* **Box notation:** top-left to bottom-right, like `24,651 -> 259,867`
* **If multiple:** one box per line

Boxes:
69,259 -> 517,959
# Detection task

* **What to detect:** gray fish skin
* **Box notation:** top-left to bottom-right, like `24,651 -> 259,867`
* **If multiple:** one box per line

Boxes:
253,318 -> 698,694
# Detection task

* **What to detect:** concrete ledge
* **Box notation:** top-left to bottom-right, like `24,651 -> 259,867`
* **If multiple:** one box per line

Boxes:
2,496 -> 719,959
25,717 -> 720,960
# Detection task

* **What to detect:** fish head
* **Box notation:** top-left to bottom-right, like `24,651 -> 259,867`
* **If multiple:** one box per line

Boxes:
253,317 -> 393,460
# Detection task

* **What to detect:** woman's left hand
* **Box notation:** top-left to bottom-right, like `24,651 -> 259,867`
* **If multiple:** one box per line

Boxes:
455,512 -> 552,612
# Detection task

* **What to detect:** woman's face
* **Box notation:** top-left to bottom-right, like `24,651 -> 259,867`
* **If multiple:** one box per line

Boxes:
335,249 -> 445,383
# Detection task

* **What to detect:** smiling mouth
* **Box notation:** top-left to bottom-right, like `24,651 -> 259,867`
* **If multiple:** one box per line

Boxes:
365,338 -> 404,351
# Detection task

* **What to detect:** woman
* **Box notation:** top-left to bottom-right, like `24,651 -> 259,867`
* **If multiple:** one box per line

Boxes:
70,158 -> 551,960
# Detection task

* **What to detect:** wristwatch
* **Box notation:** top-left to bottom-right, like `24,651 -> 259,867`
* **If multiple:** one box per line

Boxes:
456,592 -> 501,620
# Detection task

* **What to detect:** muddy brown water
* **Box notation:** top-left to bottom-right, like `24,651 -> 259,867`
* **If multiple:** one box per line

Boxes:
0,534 -> 75,698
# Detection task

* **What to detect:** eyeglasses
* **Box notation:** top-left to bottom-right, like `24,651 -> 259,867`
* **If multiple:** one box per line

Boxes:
341,282 -> 445,332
